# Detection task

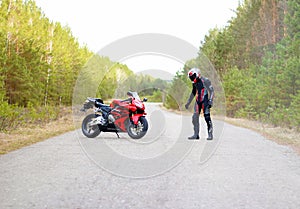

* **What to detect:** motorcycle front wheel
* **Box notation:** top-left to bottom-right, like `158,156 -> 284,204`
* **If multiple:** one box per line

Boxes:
127,116 -> 148,139
82,114 -> 101,138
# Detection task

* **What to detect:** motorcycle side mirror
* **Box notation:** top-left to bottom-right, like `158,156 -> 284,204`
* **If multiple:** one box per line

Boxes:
143,98 -> 148,102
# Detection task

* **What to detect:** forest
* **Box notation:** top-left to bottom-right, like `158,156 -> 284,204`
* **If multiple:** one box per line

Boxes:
165,0 -> 300,130
0,0 -> 299,133
0,0 -> 167,132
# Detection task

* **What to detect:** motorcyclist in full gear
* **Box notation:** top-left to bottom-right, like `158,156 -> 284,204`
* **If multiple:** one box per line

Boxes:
185,68 -> 214,140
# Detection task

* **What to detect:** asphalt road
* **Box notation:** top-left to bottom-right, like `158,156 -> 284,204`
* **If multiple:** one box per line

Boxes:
1,103 -> 300,209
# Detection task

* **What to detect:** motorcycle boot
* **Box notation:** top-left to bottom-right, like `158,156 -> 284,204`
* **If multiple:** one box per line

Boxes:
188,134 -> 199,140
207,121 -> 213,140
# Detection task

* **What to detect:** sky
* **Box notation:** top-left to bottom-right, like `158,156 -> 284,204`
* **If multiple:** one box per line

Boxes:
34,0 -> 240,75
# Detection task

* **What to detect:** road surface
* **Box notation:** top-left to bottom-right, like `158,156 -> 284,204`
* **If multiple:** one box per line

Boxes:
1,103 -> 300,209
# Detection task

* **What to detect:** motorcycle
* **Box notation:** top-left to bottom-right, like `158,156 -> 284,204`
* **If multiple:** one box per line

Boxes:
80,91 -> 148,139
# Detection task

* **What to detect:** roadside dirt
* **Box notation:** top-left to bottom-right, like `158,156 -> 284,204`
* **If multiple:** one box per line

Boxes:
0,111 -> 74,154
224,117 -> 300,155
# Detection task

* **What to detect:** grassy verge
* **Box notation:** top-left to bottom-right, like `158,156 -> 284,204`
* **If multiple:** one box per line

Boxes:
0,108 -> 75,155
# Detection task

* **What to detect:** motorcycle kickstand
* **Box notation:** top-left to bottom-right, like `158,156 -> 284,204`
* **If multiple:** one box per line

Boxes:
115,132 -> 120,138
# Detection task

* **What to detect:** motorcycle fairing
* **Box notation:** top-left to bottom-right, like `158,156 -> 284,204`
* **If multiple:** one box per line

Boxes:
131,114 -> 145,125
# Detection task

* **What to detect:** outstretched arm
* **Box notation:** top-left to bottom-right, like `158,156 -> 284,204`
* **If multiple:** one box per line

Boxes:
185,84 -> 196,108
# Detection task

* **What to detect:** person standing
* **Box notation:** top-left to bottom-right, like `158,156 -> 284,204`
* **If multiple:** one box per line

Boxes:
185,68 -> 214,140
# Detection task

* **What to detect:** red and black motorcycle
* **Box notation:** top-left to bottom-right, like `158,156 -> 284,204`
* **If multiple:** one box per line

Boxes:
80,91 -> 148,139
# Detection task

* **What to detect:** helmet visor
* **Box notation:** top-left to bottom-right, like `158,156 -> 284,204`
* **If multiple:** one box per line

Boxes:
189,73 -> 196,82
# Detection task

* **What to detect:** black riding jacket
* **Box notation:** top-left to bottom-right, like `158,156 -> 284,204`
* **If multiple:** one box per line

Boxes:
186,77 -> 214,106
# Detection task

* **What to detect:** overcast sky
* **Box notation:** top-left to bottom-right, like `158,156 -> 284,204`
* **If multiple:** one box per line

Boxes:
34,0 -> 240,75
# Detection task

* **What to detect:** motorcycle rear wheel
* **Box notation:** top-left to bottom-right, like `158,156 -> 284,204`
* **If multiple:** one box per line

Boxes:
127,116 -> 148,139
82,114 -> 101,138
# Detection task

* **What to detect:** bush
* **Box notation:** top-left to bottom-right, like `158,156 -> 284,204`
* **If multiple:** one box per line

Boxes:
25,103 -> 60,124
0,102 -> 22,132
146,90 -> 163,103
0,101 -> 61,132
289,91 -> 300,130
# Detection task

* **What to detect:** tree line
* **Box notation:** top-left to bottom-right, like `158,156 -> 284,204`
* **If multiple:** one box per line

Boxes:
164,0 -> 299,129
0,0 -> 92,130
0,0 -> 168,131
0,0 -> 93,107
